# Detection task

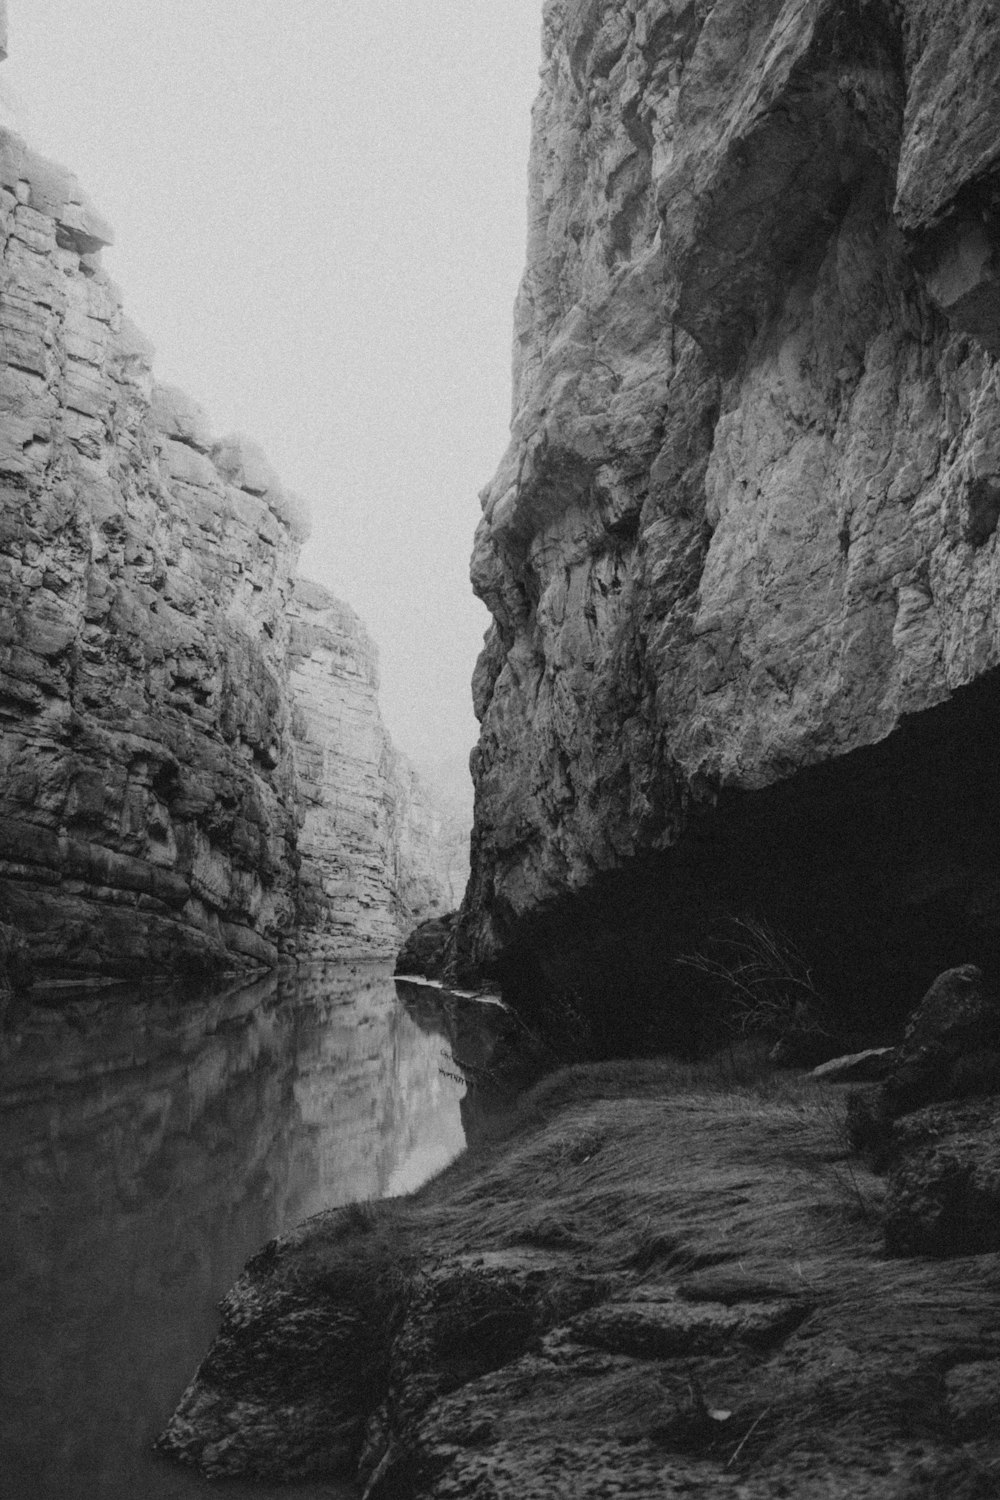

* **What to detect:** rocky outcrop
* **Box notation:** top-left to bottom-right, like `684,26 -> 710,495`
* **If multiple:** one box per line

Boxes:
160,1059 -> 1000,1496
0,124 -> 463,979
395,911 -> 458,979
883,1096 -> 1000,1258
460,0 -> 1000,1032
879,963 -> 1000,1118
842,964 -> 1000,1257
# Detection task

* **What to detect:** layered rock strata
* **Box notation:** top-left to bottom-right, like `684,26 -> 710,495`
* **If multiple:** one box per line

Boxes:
289,581 -> 468,960
0,126 -> 462,978
460,0 -> 1000,1024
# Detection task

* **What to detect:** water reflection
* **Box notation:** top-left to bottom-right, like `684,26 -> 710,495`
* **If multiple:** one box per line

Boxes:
0,963 -> 480,1499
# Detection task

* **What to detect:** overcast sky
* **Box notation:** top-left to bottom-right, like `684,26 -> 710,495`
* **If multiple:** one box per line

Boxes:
2,1 -> 542,795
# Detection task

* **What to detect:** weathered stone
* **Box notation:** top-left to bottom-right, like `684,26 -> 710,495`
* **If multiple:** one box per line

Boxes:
882,965 -> 1000,1118
813,1048 -> 897,1085
565,1293 -> 808,1358
159,1068 -> 1000,1496
658,0 -> 903,373
395,911 -> 459,979
884,1098 -> 1000,1257
0,128 -> 464,978
457,0 -> 1000,1053
160,1243 -> 604,1485
288,582 -> 469,960
894,0 -> 1000,236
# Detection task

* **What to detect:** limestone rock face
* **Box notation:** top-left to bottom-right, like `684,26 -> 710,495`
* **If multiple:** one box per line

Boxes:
460,0 -> 1000,1004
0,129 -> 301,974
288,580 -> 468,960
0,128 -> 463,977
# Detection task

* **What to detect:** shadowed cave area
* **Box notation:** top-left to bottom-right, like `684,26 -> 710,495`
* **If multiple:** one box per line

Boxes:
497,670 -> 1000,1056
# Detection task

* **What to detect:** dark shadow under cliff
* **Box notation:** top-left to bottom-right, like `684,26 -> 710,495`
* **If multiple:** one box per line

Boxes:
493,670 -> 1000,1057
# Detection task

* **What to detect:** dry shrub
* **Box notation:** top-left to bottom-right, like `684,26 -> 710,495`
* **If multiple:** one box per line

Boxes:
675,914 -> 836,1058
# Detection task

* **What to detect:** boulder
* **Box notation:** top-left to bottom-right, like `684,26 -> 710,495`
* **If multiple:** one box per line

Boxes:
395,912 -> 458,979
881,965 -> 1000,1119
844,967 -> 1000,1258
883,1099 -> 1000,1258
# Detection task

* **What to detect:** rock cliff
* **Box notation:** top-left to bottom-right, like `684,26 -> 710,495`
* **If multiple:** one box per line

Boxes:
460,0 -> 1000,1034
289,580 -> 468,961
0,123 -> 463,979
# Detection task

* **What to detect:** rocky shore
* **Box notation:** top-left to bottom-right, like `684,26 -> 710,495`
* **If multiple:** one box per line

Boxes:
158,971 -> 1000,1498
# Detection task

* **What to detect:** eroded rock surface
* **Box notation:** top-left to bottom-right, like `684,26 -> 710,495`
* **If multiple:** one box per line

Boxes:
841,965 -> 1000,1258
0,125 -> 463,978
881,963 -> 1000,1117
884,1097 -> 1000,1257
459,0 -> 1000,1029
159,1063 -> 1000,1498
289,581 -> 468,961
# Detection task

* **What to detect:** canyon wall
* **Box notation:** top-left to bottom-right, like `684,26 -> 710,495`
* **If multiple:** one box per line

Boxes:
460,0 -> 1000,1032
289,580 -> 468,961
0,127 -> 463,979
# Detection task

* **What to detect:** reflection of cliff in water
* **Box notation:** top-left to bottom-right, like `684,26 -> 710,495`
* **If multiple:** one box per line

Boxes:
394,979 -> 515,1150
0,964 -> 471,1500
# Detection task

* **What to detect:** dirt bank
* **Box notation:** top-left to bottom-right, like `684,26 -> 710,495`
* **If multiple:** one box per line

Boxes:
160,1054 -> 1000,1498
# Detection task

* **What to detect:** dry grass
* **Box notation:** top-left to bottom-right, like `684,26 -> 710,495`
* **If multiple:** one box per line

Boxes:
222,1049 -> 1000,1496
294,1046 -> 880,1275
674,913 -> 833,1050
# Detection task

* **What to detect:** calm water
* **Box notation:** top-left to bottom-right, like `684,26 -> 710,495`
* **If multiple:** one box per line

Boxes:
0,963 -> 494,1499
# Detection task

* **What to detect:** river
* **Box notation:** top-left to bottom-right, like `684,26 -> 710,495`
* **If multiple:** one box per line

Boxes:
0,963 -> 500,1499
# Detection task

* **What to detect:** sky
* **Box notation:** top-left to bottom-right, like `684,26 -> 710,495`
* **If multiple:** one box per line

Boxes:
1,1 -> 543,804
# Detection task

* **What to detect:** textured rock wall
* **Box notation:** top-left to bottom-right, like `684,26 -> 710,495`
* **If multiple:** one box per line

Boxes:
288,580 -> 468,961
0,128 -> 307,974
460,0 -> 1000,1015
0,126 -> 463,978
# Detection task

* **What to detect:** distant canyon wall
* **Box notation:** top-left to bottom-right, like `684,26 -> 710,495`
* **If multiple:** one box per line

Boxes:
0,125 -> 464,979
289,580 -> 468,961
460,0 -> 1000,1026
